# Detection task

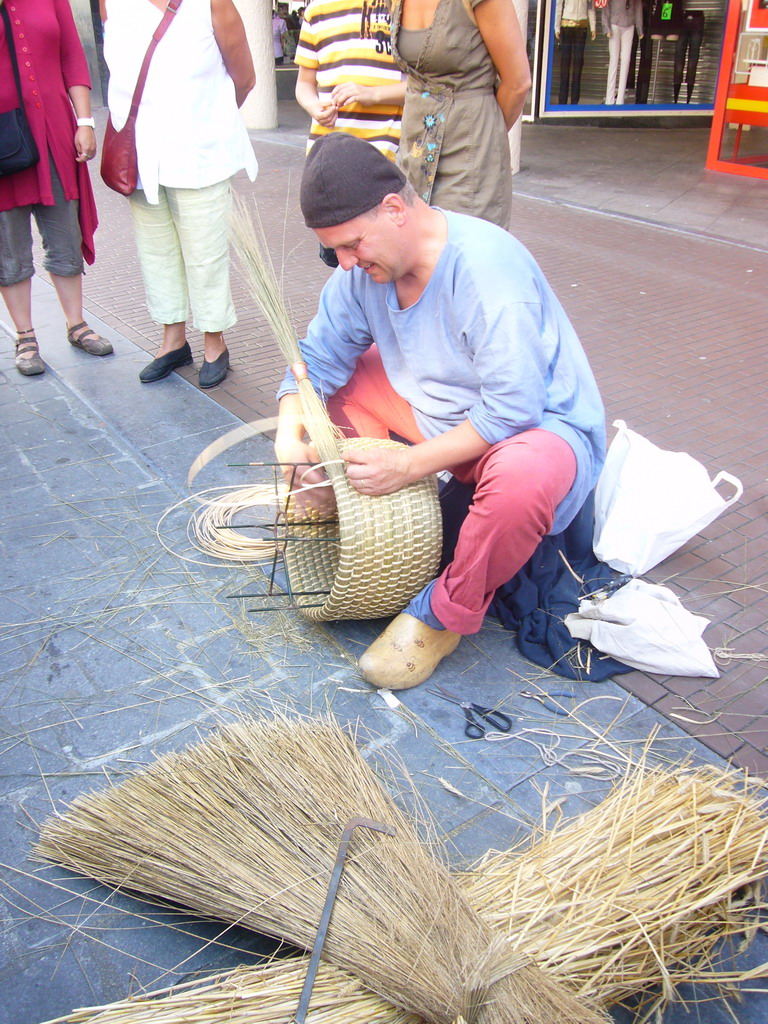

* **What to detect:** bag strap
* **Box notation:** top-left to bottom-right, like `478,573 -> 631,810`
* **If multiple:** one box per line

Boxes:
1,4 -> 26,108
125,0 -> 184,123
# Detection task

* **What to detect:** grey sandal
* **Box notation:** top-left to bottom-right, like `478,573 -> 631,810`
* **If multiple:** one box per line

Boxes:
15,330 -> 45,376
67,321 -> 113,356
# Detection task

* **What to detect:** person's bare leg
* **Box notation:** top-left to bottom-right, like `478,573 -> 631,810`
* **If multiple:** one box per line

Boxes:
138,321 -> 192,383
203,329 -> 227,361
157,321 -> 188,355
1,278 -> 44,374
52,273 -> 112,355
50,271 -> 84,330
197,329 -> 229,388
1,277 -> 33,332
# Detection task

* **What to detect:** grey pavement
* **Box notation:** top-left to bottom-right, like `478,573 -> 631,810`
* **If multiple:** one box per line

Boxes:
80,102 -> 768,777
1,106 -> 767,1024
515,123 -> 767,252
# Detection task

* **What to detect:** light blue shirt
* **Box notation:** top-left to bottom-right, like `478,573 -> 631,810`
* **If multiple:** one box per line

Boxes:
278,210 -> 605,533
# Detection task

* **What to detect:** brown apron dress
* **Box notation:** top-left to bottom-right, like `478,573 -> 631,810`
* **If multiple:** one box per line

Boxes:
391,0 -> 513,229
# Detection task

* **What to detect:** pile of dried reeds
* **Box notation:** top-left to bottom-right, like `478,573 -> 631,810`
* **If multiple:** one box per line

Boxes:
229,202 -> 340,470
466,760 -> 768,1014
35,716 -> 607,1024
182,484 -> 284,562
41,960 -> 421,1024
37,751 -> 767,1024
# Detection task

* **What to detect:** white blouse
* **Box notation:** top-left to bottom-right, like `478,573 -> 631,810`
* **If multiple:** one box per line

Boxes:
555,0 -> 596,33
103,0 -> 257,203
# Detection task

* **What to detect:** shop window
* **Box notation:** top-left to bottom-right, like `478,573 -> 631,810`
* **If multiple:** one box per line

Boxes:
539,0 -> 729,114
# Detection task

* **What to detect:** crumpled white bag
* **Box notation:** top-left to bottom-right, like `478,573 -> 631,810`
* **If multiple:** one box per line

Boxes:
593,420 -> 743,576
564,579 -> 719,678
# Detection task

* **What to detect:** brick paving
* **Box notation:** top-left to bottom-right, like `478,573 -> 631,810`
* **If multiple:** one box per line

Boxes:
517,206 -> 768,779
74,108 -> 768,779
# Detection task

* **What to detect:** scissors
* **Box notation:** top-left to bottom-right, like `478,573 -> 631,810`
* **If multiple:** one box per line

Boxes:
582,574 -> 633,602
427,684 -> 513,739
519,689 -> 577,716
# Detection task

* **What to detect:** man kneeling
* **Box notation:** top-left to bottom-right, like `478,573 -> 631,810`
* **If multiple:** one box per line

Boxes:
275,133 -> 606,690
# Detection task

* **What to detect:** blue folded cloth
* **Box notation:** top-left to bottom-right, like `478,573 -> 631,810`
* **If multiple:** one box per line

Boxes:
438,480 -> 632,682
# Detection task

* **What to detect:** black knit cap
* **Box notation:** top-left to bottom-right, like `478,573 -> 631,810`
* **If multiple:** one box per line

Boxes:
300,133 -> 408,229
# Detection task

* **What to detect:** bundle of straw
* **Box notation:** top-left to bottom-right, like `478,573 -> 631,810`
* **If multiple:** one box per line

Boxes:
229,203 -> 339,472
229,203 -> 442,621
466,761 -> 768,1011
42,961 -> 422,1024
38,756 -> 767,1024
35,716 -> 607,1024
186,484 -> 284,562
44,961 -> 422,1024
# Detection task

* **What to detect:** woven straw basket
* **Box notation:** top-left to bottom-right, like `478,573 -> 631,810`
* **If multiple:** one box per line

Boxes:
283,436 -> 442,621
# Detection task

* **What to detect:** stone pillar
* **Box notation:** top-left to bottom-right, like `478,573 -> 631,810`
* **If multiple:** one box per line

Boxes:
235,0 -> 277,130
508,0 -> 529,175
71,0 -> 105,106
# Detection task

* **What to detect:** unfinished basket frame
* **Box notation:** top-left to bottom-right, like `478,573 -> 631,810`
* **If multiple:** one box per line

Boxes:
282,437 -> 442,621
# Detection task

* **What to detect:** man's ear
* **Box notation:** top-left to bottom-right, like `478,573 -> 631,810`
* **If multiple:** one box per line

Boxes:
381,192 -> 407,223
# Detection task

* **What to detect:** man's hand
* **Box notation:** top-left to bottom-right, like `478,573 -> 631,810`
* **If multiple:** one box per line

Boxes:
343,446 -> 414,496
274,436 -> 336,518
344,420 -> 491,495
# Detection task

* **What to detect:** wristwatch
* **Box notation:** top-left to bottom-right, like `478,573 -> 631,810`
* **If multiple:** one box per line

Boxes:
76,117 -> 96,128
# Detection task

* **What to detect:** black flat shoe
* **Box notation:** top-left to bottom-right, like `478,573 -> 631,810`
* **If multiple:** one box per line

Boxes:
139,342 -> 193,383
198,349 -> 229,389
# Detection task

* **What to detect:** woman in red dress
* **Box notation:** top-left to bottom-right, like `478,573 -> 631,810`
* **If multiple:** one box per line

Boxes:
0,0 -> 109,375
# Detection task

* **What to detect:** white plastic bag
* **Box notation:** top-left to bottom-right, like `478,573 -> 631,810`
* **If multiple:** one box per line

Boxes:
564,579 -> 719,678
593,420 -> 743,576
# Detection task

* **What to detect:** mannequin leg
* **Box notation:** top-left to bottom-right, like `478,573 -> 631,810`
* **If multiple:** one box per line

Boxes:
616,25 -> 635,105
570,27 -> 588,104
685,18 -> 705,101
635,30 -> 652,104
605,28 -> 621,104
673,32 -> 687,101
559,27 -> 574,105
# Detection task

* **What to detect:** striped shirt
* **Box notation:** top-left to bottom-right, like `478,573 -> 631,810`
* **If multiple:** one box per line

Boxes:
296,0 -> 403,159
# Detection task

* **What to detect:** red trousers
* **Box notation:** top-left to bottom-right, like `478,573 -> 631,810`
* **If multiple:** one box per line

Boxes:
327,348 -> 577,634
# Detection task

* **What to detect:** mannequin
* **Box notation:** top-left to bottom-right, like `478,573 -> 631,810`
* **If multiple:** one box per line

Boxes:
630,0 -> 653,104
555,0 -> 596,105
602,0 -> 644,105
673,9 -> 705,102
649,0 -> 685,39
